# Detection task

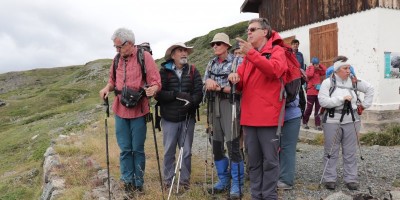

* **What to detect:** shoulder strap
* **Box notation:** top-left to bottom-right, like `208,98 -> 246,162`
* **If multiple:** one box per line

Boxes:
137,47 -> 147,85
113,53 -> 121,82
190,64 -> 195,81
329,74 -> 336,97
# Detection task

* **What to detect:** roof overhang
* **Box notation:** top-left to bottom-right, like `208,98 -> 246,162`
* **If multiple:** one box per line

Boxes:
240,0 -> 261,13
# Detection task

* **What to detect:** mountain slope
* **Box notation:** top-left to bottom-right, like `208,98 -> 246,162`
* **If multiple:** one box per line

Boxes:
0,21 -> 247,199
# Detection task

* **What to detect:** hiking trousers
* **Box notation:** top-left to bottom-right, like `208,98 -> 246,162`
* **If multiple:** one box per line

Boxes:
115,115 -> 147,187
279,117 -> 301,186
303,95 -> 321,126
322,122 -> 360,183
211,98 -> 242,162
161,117 -> 195,186
244,126 -> 279,200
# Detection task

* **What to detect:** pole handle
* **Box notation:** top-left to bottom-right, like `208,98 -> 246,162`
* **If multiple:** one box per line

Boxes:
104,97 -> 109,117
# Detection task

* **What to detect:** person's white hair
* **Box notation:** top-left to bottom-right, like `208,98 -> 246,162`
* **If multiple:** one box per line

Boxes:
111,28 -> 135,44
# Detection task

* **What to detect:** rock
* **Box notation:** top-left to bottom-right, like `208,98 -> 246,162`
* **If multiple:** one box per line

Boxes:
31,134 -> 39,140
392,190 -> 400,200
324,191 -> 352,200
40,178 -> 65,200
0,100 -> 5,107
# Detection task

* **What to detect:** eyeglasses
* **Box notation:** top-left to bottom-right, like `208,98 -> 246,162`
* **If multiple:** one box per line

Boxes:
210,42 -> 223,47
246,27 -> 263,32
114,41 -> 128,49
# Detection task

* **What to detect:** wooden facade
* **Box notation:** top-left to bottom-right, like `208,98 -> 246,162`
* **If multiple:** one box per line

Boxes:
241,0 -> 400,32
309,23 -> 338,67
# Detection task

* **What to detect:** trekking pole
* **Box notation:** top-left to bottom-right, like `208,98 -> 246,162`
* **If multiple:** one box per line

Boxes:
204,100 -> 209,192
148,97 -> 165,200
167,114 -> 190,199
348,101 -> 372,195
318,104 -> 348,188
207,92 -> 215,196
176,113 -> 191,193
103,97 -> 111,200
231,82 -> 242,199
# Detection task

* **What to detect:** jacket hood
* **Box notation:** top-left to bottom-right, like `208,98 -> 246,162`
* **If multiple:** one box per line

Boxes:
161,60 -> 174,71
261,30 -> 284,53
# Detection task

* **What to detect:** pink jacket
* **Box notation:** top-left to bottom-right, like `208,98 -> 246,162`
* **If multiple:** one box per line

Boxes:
305,64 -> 326,95
236,31 -> 288,126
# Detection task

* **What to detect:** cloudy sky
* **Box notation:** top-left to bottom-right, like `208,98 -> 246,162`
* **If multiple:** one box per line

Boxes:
0,0 -> 258,74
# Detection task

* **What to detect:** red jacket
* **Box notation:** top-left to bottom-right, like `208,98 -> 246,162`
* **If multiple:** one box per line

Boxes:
305,64 -> 326,95
236,31 -> 287,126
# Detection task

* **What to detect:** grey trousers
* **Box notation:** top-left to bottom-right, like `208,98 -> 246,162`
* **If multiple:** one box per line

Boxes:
211,98 -> 241,142
244,126 -> 279,200
161,117 -> 195,185
322,122 -> 360,183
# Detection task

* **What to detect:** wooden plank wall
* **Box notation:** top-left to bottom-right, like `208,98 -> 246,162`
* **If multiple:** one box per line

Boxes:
257,0 -> 398,32
309,23 -> 338,67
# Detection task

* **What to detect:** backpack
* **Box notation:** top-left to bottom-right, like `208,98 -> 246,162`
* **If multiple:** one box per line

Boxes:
320,73 -> 363,120
263,41 -> 301,137
112,43 -> 153,85
263,42 -> 302,104
329,73 -> 362,114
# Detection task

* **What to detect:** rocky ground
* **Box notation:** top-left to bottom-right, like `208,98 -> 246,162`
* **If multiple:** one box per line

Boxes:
77,123 -> 400,200
190,125 -> 400,200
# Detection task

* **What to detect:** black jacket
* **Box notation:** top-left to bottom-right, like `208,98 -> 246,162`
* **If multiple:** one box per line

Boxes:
155,61 -> 203,122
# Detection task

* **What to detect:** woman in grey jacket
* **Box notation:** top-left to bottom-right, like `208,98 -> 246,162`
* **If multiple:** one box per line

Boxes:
318,56 -> 374,191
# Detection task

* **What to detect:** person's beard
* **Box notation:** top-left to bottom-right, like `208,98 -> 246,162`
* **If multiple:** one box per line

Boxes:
179,57 -> 188,65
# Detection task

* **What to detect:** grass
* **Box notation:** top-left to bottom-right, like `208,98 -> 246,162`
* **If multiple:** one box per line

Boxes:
51,111 -> 256,200
361,124 -> 400,146
303,124 -> 400,147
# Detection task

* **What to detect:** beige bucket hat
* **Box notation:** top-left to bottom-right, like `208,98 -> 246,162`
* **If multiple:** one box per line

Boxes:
210,32 -> 231,47
164,42 -> 194,60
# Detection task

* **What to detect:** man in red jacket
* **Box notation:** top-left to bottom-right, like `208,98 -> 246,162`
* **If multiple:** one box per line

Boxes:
229,18 -> 287,199
303,57 -> 327,130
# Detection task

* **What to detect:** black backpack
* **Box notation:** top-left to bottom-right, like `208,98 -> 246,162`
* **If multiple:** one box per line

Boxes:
112,43 -> 153,85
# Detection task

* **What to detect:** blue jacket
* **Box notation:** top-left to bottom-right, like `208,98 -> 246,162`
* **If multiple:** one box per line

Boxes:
285,95 -> 302,121
295,51 -> 305,70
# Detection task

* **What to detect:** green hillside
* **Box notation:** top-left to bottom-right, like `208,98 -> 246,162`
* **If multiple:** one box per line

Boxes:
0,21 -> 247,199
155,21 -> 248,74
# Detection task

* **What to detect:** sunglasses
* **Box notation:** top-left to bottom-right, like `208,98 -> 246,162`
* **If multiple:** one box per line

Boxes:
210,42 -> 223,47
114,41 -> 128,49
246,27 -> 263,32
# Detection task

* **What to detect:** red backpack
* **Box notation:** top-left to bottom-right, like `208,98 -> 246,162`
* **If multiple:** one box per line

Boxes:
264,40 -> 302,136
263,41 -> 302,103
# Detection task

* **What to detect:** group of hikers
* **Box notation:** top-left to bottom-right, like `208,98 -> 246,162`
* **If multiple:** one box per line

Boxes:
99,17 -> 374,200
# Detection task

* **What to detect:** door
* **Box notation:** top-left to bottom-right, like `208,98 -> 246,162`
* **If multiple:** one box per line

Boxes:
309,23 -> 338,67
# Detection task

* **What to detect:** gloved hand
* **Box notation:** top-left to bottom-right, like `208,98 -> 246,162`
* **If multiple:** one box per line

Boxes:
176,92 -> 193,107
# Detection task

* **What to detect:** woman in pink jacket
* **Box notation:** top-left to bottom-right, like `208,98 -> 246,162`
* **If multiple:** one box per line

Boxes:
303,57 -> 326,130
229,18 -> 287,199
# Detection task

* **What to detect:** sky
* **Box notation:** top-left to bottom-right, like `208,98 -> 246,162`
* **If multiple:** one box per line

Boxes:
0,0 -> 258,74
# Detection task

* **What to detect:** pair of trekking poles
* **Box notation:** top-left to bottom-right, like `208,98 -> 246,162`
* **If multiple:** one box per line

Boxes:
103,97 -> 164,200
203,56 -> 242,199
319,100 -> 372,195
166,112 -> 191,200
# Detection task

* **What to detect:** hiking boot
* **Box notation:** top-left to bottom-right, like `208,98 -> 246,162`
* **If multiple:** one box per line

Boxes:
133,185 -> 144,195
324,182 -> 336,190
346,182 -> 359,190
208,157 -> 230,194
179,182 -> 190,191
230,161 -> 244,199
124,183 -> 135,199
316,126 -> 323,131
303,124 -> 310,129
163,183 -> 171,192
277,181 -> 293,190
